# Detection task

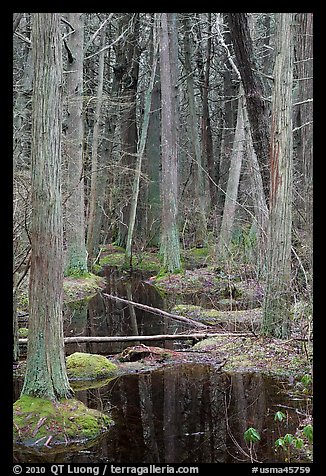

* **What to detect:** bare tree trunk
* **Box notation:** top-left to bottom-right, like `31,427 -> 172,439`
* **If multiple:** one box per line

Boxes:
200,14 -> 216,208
182,14 -> 207,246
64,12 -> 88,276
294,13 -> 313,282
159,13 -> 181,273
227,13 -> 270,201
217,88 -> 245,259
116,13 -> 140,248
243,104 -> 268,276
124,21 -> 159,266
262,13 -> 294,339
145,49 -> 161,246
86,25 -> 106,267
21,13 -> 72,400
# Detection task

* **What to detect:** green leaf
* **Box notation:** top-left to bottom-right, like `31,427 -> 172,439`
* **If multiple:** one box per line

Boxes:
274,411 -> 287,422
294,437 -> 304,449
244,427 -> 261,443
303,424 -> 313,443
275,437 -> 285,448
283,433 -> 294,446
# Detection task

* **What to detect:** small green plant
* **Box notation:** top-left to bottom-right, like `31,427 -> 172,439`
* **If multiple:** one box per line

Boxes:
244,427 -> 261,443
301,374 -> 312,388
302,424 -> 313,443
274,424 -> 313,462
274,410 -> 287,423
244,427 -> 261,462
275,433 -> 304,462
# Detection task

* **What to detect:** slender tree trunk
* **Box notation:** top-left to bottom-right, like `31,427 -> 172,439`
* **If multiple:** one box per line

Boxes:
159,13 -> 181,272
182,14 -> 207,246
116,13 -> 140,248
21,13 -> 72,400
294,13 -> 313,280
200,14 -> 216,208
217,88 -> 245,259
124,23 -> 159,266
243,104 -> 268,276
262,13 -> 294,339
64,12 -> 88,276
145,57 -> 161,246
86,25 -> 106,267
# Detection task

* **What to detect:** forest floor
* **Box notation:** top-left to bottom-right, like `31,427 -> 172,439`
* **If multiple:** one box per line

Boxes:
95,244 -> 313,382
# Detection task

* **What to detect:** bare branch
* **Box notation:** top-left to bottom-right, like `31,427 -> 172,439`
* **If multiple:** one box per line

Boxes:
85,13 -> 114,51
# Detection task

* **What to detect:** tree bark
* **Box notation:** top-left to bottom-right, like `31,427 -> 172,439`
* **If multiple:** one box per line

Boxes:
262,13 -> 294,339
125,21 -> 159,266
86,25 -> 106,267
159,13 -> 181,272
217,87 -> 245,260
116,13 -> 140,247
21,13 -> 72,400
294,13 -> 313,280
243,103 -> 268,276
145,41 -> 161,247
64,13 -> 88,276
182,14 -> 207,246
227,13 -> 270,201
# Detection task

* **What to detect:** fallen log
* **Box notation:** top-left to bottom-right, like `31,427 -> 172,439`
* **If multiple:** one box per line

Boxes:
18,332 -> 252,345
102,292 -> 208,329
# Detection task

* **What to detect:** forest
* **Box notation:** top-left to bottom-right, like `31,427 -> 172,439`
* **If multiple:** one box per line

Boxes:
13,13 -> 313,466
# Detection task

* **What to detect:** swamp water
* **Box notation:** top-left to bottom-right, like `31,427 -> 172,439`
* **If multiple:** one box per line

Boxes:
14,267 -> 311,463
14,365 -> 310,464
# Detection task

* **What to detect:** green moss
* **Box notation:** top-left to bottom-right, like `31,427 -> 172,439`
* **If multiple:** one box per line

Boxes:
17,290 -> 29,312
99,249 -> 161,272
13,395 -> 113,447
99,252 -> 125,267
172,304 -> 202,314
63,274 -> 104,303
66,352 -> 118,380
192,335 -> 312,378
18,327 -> 29,338
70,377 -> 116,392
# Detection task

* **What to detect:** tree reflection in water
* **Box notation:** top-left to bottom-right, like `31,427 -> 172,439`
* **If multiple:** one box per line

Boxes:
14,363 -> 309,464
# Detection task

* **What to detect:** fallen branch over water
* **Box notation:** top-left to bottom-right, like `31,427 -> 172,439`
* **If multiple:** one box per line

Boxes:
102,292 -> 208,329
19,332 -> 252,345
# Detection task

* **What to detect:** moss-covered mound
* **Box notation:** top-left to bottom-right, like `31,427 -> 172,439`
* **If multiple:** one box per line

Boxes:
98,244 -> 161,272
193,335 -> 312,378
66,352 -> 118,380
13,396 -> 113,448
172,304 -> 261,331
63,273 -> 105,303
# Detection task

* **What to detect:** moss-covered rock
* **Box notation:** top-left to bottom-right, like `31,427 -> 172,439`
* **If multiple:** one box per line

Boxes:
66,352 -> 118,380
13,395 -> 113,448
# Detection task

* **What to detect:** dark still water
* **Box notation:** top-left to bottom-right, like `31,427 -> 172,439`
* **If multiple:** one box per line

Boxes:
13,364 -> 310,464
63,267 -> 189,356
